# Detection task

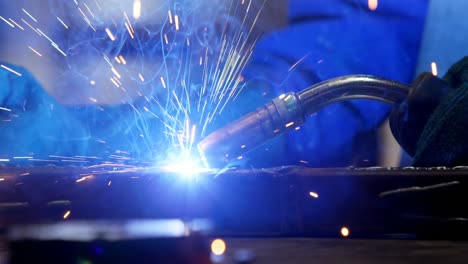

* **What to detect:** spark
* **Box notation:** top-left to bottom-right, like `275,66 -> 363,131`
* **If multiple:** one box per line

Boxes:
56,16 -> 69,29
125,22 -> 135,39
174,15 -> 180,30
8,18 -> 24,30
138,73 -> 145,82
288,53 -> 310,72
164,33 -> 169,44
49,155 -> 86,160
133,0 -> 142,19
108,180 -> 112,186
0,178 -> 4,181
90,80 -> 96,85
115,56 -> 122,64
63,210 -> 71,219
89,97 -> 98,103
28,46 -> 42,57
76,176 -> 88,183
368,0 -> 378,11
22,9 -> 38,22
111,67 -> 121,79
168,10 -> 173,24
341,227 -> 350,237
0,16 -> 14,28
103,54 -> 113,67
308,191 -> 319,198
78,7 -> 96,31
36,28 -> 55,44
118,55 -> 127,65
431,62 -> 438,76
110,77 -> 120,87
21,19 -> 40,35
1,65 -> 22,76
160,76 -> 167,88
13,156 -> 33,159
0,159 -> 10,162
105,28 -> 116,41
123,12 -> 135,34
83,3 -> 96,18
0,107 -> 12,112
51,42 -> 67,56
285,121 -> 295,128
113,77 -> 122,86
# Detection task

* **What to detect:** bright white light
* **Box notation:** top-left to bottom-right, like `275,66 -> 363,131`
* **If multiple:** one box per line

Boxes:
211,238 -> 226,255
160,159 -> 213,177
133,0 -> 142,19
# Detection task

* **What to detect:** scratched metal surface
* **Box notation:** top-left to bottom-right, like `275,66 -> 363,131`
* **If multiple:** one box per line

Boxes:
223,238 -> 468,264
2,237 -> 467,264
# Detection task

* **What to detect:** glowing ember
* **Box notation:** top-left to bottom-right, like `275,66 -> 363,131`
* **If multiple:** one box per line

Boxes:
211,238 -> 226,256
341,226 -> 350,237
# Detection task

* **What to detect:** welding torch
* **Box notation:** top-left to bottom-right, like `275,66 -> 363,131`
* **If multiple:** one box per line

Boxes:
197,73 -> 453,168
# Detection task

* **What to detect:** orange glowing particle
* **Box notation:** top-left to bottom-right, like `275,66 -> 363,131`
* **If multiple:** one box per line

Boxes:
368,0 -> 378,11
63,210 -> 71,219
341,226 -> 350,237
211,239 -> 226,256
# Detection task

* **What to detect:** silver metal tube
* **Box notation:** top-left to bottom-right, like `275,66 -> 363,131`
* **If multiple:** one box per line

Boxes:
198,75 -> 410,168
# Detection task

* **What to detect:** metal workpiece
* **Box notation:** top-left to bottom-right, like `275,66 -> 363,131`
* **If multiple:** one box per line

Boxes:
198,75 -> 411,168
198,92 -> 305,168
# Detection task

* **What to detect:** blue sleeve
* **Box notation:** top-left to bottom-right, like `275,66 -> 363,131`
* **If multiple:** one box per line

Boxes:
0,64 -> 89,158
239,0 -> 428,166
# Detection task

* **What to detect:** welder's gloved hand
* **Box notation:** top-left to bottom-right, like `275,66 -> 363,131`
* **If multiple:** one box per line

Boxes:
226,0 -> 428,167
412,57 -> 468,166
0,63 -> 88,158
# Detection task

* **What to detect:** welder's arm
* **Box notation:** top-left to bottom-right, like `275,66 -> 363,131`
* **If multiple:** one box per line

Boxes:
0,64 -> 88,157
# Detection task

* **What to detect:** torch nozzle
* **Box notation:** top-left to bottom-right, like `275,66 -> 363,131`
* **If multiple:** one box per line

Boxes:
198,75 -> 411,168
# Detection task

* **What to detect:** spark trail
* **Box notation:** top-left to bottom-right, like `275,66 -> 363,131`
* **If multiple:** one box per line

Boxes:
0,0 -> 264,168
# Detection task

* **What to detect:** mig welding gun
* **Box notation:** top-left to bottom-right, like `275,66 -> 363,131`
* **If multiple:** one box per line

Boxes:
198,57 -> 468,168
